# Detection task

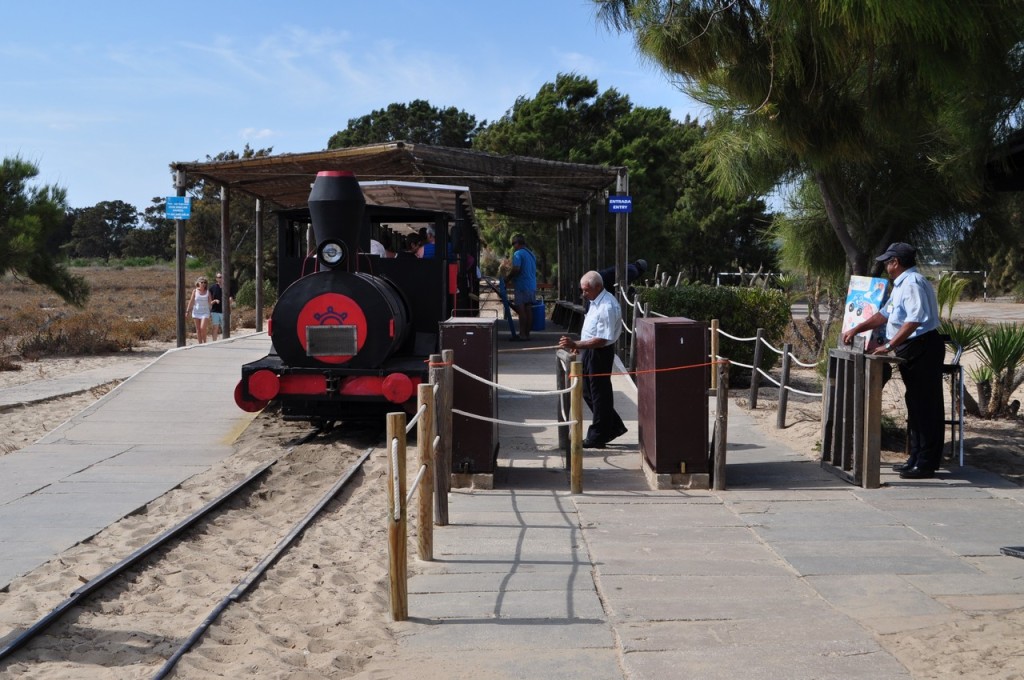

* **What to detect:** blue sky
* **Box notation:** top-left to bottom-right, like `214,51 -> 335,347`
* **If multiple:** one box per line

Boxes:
0,1 -> 704,213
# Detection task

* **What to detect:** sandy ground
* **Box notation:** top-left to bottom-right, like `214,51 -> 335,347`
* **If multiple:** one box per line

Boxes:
1,343 -> 1023,677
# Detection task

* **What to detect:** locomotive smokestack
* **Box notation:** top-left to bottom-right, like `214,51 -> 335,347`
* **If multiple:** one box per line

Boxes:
308,170 -> 366,270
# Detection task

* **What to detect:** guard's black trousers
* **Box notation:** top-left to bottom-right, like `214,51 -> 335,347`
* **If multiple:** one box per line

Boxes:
580,344 -> 625,443
894,329 -> 946,471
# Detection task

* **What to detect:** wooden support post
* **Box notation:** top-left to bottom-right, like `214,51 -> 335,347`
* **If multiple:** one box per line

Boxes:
863,357 -> 883,489
852,352 -> 865,482
710,319 -> 720,390
428,352 -> 451,526
570,360 -> 583,494
254,199 -> 264,333
416,383 -> 434,561
713,362 -> 729,491
220,186 -> 231,339
386,412 -> 408,622
748,328 -> 765,409
776,342 -> 792,429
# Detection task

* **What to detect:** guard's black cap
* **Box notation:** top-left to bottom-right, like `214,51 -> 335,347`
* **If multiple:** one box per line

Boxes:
875,242 -> 916,262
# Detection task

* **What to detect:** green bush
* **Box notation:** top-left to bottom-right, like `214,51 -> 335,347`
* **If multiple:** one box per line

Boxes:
235,278 -> 278,309
636,283 -> 791,377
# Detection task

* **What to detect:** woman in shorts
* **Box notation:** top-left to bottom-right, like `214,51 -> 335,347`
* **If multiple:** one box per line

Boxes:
186,277 -> 212,344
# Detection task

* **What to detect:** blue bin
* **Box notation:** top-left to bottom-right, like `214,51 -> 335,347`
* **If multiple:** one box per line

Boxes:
532,299 -> 546,331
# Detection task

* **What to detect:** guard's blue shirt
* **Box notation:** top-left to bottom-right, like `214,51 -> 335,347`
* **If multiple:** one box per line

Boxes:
882,267 -> 940,341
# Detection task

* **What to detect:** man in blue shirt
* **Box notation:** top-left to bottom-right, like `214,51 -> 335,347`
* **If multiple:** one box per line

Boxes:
842,242 -> 944,479
507,234 -> 537,340
559,271 -> 627,448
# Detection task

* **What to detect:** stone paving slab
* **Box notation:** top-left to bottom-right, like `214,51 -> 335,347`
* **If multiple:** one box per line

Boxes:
0,334 -> 270,588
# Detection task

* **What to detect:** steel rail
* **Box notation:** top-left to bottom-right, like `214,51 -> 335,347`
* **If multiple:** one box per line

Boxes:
152,447 -> 373,679
0,459 -> 277,663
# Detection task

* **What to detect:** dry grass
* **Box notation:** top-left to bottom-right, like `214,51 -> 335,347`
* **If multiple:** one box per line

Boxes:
0,265 -> 182,362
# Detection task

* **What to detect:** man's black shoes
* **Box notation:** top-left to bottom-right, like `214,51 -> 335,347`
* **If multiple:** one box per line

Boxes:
899,467 -> 935,479
607,426 -> 628,443
581,438 -> 606,449
892,463 -> 911,472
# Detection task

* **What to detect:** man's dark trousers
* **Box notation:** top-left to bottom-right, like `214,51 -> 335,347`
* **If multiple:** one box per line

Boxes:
580,344 -> 625,443
895,330 -> 946,471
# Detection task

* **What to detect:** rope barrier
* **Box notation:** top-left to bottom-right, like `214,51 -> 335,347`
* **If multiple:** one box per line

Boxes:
790,356 -> 819,369
405,403 -> 427,434
390,438 -> 401,522
760,339 -> 785,355
406,464 -> 427,506
451,363 -> 576,395
452,408 -> 578,428
717,328 -> 758,342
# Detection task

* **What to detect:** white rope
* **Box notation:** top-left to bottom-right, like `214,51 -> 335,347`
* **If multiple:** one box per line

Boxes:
783,385 -> 823,398
432,434 -> 440,450
649,310 -> 668,318
760,339 -> 784,355
405,403 -> 427,433
717,328 -> 757,342
790,356 -> 819,368
726,359 -> 753,369
390,437 -> 401,521
452,407 -> 578,428
451,363 -> 576,395
406,464 -> 427,506
756,367 -> 782,387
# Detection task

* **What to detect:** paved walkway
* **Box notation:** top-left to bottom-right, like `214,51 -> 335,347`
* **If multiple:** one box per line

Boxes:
2,326 -> 1024,678
0,334 -> 270,586
358,328 -> 1024,679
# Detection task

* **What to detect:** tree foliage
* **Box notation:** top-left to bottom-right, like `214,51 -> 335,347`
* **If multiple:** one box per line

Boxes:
594,0 -> 1024,275
176,144 -> 277,287
474,73 -> 776,280
0,156 -> 89,305
66,200 -> 140,260
327,99 -> 481,149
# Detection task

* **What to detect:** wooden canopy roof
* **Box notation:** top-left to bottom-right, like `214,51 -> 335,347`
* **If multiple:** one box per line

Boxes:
171,142 -> 623,220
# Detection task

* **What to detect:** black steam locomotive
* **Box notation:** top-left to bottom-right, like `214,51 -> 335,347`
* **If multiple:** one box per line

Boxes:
234,170 -> 480,424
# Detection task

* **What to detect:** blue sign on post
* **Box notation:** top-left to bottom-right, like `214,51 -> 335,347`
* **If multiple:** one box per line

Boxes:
608,196 -> 632,213
165,196 -> 191,220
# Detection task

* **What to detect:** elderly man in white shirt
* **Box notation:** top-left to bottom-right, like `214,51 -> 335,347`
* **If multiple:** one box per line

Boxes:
559,270 -> 627,448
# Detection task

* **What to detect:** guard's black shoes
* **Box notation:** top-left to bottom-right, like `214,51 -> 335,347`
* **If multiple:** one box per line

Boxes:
899,467 -> 935,479
581,438 -> 606,449
892,463 -> 912,472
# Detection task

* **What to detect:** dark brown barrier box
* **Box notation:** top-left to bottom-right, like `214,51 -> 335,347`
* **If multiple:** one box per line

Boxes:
636,317 -> 709,474
440,317 -> 499,474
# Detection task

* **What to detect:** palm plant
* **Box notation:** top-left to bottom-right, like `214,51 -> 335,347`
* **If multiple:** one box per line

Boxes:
936,274 -> 970,319
975,324 -> 1024,417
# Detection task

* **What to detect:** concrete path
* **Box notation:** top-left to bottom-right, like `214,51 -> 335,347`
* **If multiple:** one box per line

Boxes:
0,334 -> 271,587
357,328 -> 1024,679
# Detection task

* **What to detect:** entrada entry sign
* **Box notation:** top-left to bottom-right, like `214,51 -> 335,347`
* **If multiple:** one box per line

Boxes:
608,196 -> 632,213
165,196 -> 191,220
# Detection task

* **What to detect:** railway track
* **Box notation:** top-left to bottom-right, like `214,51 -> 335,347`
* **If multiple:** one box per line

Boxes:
0,429 -> 380,678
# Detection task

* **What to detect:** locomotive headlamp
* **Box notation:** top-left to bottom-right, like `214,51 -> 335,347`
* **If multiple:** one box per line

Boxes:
319,240 -> 344,266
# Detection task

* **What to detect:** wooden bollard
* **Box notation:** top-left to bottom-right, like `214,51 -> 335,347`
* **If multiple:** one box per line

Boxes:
416,383 -> 434,561
713,362 -> 729,491
748,328 -> 765,409
570,360 -> 583,494
776,342 -> 792,429
428,351 -> 452,526
386,412 -> 408,621
710,319 -> 720,390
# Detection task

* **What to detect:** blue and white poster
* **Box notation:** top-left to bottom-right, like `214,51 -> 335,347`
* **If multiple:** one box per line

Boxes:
841,275 -> 888,351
